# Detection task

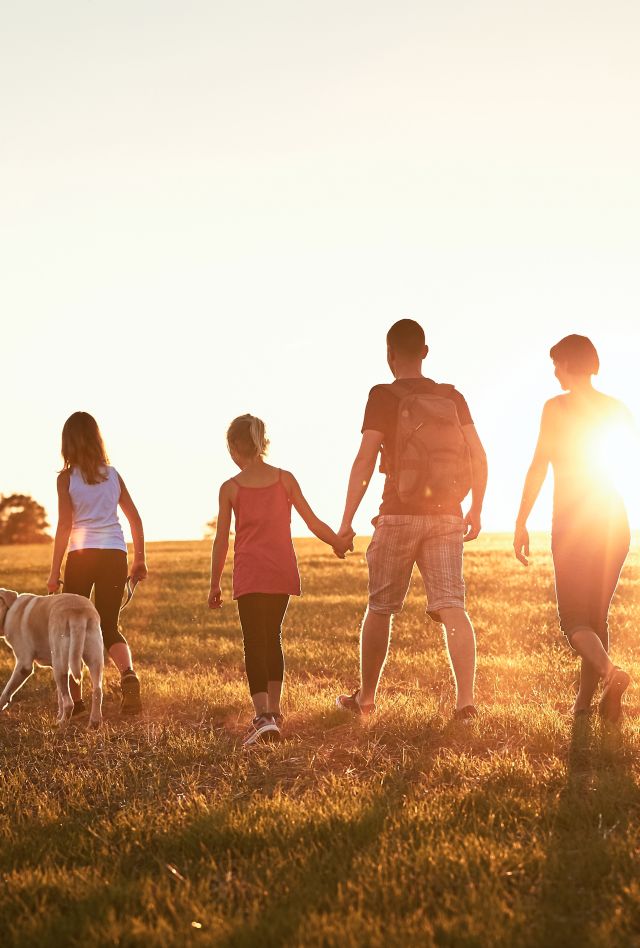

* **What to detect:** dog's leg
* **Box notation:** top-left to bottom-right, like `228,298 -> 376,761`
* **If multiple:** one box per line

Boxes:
0,662 -> 34,712
85,620 -> 104,729
54,669 -> 73,725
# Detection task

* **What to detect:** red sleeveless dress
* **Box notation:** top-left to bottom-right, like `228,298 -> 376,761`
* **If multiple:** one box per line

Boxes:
231,470 -> 301,599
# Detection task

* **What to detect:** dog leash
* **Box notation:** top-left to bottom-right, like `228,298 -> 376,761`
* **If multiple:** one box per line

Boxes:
120,576 -> 139,610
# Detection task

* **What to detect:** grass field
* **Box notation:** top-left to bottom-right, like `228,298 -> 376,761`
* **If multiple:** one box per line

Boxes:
0,536 -> 639,947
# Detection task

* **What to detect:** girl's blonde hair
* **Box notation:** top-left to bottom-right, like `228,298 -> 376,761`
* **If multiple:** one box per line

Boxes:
60,412 -> 110,484
227,414 -> 269,459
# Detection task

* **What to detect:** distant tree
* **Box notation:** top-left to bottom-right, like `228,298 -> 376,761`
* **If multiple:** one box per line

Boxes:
0,494 -> 51,545
204,516 -> 234,540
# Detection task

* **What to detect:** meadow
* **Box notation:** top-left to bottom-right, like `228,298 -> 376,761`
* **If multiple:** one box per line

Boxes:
0,536 -> 639,947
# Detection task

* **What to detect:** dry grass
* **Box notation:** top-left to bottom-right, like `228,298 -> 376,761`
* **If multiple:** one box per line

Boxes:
0,536 -> 639,947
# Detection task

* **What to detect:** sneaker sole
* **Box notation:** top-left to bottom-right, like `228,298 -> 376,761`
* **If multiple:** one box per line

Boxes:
121,679 -> 142,715
598,670 -> 630,723
243,724 -> 281,747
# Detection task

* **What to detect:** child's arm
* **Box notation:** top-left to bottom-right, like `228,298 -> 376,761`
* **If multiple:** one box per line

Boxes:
282,472 -> 352,558
209,482 -> 233,608
47,472 -> 73,592
118,476 -> 148,583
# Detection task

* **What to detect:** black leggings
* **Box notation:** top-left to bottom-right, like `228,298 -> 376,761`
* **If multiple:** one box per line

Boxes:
236,593 -> 289,696
552,512 -> 630,651
64,549 -> 128,649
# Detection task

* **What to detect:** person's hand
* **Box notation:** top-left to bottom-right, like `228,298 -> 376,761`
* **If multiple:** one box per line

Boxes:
130,559 -> 148,583
463,508 -> 482,542
513,522 -> 530,566
46,575 -> 62,594
208,586 -> 223,609
333,526 -> 355,558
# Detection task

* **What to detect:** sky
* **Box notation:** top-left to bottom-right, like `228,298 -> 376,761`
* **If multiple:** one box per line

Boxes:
2,1 -> 639,541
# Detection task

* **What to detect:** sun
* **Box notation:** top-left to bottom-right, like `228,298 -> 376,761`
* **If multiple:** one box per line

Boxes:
587,413 -> 639,511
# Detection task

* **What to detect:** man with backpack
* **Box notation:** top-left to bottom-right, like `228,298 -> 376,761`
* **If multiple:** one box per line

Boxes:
336,319 -> 488,720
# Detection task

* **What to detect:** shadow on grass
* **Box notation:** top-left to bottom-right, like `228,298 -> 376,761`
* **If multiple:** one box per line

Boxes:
4,771 -> 409,948
523,716 -> 640,948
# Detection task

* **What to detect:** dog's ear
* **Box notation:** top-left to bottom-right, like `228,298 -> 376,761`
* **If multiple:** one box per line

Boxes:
0,589 -> 18,610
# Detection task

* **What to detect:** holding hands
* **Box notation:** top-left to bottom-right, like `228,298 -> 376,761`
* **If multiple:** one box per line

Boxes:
332,525 -> 356,559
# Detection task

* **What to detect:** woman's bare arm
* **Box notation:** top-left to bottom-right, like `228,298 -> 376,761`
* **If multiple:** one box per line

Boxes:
118,475 -> 148,583
514,402 -> 554,565
47,472 -> 73,592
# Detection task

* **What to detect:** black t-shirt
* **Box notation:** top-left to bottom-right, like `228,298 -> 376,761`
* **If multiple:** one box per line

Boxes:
362,377 -> 474,518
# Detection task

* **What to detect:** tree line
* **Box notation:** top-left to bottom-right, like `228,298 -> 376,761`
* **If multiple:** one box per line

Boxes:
0,495 -> 51,545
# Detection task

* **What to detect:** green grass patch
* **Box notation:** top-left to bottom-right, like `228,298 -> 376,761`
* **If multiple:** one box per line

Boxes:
0,537 -> 639,946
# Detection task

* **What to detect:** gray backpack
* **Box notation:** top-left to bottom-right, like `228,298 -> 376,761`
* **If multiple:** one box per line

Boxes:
383,382 -> 472,506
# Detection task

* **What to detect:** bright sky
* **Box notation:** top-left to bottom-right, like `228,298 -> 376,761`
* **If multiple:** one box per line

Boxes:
2,1 -> 639,541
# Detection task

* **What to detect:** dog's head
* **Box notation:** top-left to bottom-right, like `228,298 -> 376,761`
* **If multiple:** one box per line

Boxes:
0,589 -> 18,632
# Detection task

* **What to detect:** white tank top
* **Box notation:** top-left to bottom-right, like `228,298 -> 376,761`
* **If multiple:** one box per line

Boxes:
68,465 -> 127,552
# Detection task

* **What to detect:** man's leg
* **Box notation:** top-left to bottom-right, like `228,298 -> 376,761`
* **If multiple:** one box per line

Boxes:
418,517 -> 471,711
438,607 -> 476,711
338,517 -> 416,714
359,609 -> 393,707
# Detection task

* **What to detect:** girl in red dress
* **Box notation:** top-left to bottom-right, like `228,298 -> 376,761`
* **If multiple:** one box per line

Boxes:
208,414 -> 352,746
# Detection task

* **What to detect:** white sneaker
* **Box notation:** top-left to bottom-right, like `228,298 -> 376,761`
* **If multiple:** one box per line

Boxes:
242,713 -> 281,747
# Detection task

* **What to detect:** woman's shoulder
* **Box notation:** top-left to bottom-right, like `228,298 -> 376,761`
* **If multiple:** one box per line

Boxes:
541,395 -> 567,421
598,391 -> 628,412
544,394 -> 567,409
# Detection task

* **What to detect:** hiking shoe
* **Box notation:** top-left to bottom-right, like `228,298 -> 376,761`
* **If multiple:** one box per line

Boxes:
272,712 -> 284,729
71,699 -> 88,718
336,689 -> 375,717
598,667 -> 630,724
453,705 -> 478,722
242,714 -> 281,747
120,671 -> 142,715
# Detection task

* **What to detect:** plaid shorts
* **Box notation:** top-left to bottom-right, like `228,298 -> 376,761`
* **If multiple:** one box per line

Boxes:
366,514 -> 466,618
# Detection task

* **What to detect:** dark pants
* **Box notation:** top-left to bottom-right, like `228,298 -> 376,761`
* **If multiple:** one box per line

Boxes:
552,510 -> 630,651
64,549 -> 128,649
236,593 -> 289,696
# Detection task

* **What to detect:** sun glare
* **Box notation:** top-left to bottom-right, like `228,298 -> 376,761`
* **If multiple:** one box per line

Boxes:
587,414 -> 639,510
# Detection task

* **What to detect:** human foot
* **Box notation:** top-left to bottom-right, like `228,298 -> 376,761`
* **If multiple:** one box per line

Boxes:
453,705 -> 478,723
598,667 -> 630,723
336,689 -> 375,717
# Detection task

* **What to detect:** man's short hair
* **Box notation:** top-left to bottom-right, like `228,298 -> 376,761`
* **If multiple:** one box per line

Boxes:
387,319 -> 426,357
549,334 -> 600,375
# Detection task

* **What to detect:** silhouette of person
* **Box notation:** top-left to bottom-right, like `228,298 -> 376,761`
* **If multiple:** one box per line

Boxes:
514,334 -> 634,721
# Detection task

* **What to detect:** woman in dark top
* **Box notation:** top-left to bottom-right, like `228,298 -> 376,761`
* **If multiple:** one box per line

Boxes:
514,335 -> 633,721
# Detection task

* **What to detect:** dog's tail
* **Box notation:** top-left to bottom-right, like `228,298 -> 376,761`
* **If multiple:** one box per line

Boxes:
67,614 -> 86,684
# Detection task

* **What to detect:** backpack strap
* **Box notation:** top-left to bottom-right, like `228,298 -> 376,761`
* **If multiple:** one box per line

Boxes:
378,382 -> 417,474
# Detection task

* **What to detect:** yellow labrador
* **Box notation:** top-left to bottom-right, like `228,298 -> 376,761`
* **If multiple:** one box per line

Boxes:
0,589 -> 104,727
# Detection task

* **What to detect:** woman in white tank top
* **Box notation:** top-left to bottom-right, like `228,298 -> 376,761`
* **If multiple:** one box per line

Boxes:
47,412 -> 148,716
